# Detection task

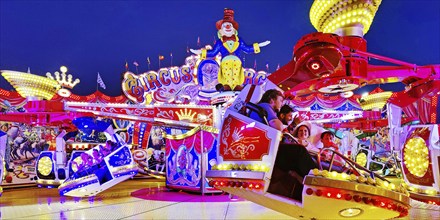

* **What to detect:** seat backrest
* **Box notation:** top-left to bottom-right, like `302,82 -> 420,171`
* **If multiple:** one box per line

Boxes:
244,102 -> 269,125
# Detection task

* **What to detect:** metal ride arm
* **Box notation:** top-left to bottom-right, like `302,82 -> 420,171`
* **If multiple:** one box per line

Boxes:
55,130 -> 67,168
0,132 -> 6,196
64,102 -> 218,129
346,46 -> 417,70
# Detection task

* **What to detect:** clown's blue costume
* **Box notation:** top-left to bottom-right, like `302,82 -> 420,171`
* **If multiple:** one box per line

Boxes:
199,9 -> 264,90
201,36 -> 260,90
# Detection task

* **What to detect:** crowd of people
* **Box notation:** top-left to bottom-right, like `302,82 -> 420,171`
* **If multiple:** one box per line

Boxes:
248,89 -> 345,201
249,89 -> 341,154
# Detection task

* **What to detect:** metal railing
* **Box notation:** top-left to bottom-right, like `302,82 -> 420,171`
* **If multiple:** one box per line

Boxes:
316,148 -> 390,183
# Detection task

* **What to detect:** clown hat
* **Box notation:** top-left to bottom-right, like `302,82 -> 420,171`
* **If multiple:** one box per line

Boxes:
216,8 -> 239,30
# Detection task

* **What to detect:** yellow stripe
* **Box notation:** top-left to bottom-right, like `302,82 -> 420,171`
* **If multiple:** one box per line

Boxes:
201,49 -> 207,59
223,35 -> 240,54
164,125 -> 219,140
253,43 -> 260,54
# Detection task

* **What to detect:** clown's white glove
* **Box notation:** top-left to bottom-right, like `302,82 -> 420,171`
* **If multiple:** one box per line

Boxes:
258,40 -> 271,47
190,49 -> 202,55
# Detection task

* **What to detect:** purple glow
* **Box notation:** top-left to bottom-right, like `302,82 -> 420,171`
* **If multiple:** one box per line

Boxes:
131,186 -> 244,203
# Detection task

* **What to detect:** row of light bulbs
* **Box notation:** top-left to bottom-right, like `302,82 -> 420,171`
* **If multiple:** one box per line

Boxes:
310,0 -> 381,35
305,186 -> 409,217
311,168 -> 408,194
212,163 -> 270,172
402,182 -> 439,196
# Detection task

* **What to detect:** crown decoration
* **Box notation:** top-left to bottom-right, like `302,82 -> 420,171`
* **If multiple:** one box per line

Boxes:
175,108 -> 197,122
46,66 -> 80,89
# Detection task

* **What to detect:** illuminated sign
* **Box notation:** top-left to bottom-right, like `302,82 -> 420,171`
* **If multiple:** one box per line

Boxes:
122,65 -> 195,104
122,55 -> 268,105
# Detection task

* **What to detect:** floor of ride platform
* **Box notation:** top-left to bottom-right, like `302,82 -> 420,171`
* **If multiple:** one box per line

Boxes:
0,179 -> 438,219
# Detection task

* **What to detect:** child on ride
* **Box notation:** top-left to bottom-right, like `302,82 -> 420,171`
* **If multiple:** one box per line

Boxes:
316,131 -> 345,167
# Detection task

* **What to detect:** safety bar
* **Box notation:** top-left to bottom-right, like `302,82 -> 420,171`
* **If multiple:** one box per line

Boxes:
317,148 -> 390,183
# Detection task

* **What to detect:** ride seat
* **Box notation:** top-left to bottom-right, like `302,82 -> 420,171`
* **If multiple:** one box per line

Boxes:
243,102 -> 316,201
243,102 -> 269,125
267,166 -> 303,201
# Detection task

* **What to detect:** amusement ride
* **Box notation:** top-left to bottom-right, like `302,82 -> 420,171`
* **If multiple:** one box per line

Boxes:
0,0 -> 439,219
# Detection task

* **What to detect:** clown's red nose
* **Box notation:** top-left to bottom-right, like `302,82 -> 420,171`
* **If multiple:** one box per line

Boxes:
225,24 -> 231,29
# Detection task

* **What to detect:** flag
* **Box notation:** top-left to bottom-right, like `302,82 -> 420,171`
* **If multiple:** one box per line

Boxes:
253,59 -> 257,69
97,72 -> 106,89
213,36 -> 217,44
186,45 -> 189,53
133,61 -> 139,67
170,53 -> 174,66
159,55 -> 164,60
125,61 -> 128,70
147,57 -> 151,64
197,36 -> 200,46
265,63 -> 269,71
276,63 -> 280,71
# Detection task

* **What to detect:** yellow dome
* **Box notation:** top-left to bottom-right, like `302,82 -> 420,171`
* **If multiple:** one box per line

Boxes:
310,0 -> 382,36
1,70 -> 61,100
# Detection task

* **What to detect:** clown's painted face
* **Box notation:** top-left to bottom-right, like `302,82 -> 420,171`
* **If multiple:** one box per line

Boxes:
220,22 -> 235,37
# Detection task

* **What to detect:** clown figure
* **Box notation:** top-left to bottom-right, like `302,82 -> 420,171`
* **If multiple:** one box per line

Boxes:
191,8 -> 270,90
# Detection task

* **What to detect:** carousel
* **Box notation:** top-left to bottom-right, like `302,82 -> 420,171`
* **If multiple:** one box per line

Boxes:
0,48 -> 266,195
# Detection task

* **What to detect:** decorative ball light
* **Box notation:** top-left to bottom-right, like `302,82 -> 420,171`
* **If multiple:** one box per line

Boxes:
355,152 -> 367,167
71,156 -> 84,173
37,156 -> 53,176
404,137 -> 429,177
